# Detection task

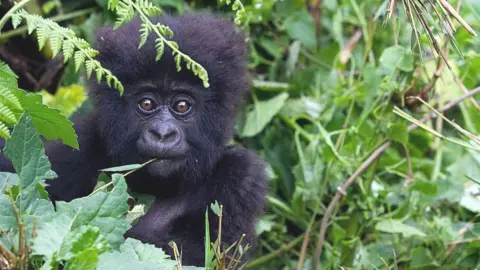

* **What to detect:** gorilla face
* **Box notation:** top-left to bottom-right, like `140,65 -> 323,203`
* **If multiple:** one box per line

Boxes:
133,84 -> 194,177
91,14 -> 250,183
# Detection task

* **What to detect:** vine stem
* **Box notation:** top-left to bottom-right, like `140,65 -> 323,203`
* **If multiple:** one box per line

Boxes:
312,85 -> 480,270
0,0 -> 32,33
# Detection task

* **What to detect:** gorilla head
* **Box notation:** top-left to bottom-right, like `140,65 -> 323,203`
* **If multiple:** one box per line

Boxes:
90,14 -> 249,182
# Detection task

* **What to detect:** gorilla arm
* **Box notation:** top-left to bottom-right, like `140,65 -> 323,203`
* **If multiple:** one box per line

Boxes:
124,145 -> 268,266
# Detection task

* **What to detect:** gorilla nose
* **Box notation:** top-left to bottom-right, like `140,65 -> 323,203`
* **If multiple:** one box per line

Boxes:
148,121 -> 180,144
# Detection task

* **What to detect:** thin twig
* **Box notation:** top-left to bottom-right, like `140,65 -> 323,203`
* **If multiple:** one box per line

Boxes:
296,229 -> 311,270
312,85 -> 480,270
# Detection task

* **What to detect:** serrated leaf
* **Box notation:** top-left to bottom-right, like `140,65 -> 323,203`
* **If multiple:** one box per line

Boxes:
11,13 -> 22,28
242,93 -> 289,137
4,113 -> 57,211
37,24 -> 50,50
32,214 -> 108,270
49,32 -> 63,57
74,51 -> 86,72
97,238 -> 176,270
375,219 -> 426,237
138,23 -> 150,49
62,39 -> 75,62
55,174 -> 130,248
14,90 -> 79,149
155,38 -> 165,61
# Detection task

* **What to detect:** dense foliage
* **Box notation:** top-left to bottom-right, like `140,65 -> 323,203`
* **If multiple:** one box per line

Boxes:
0,0 -> 479,269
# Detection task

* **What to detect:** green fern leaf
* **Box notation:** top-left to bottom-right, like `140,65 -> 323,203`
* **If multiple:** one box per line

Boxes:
0,103 -> 17,126
0,122 -> 10,139
11,13 -> 22,28
138,0 -> 163,16
95,68 -> 104,83
85,60 -> 95,80
138,23 -> 150,49
74,51 -> 86,72
174,54 -> 182,71
157,24 -> 173,38
25,15 -> 37,34
114,2 -> 134,29
169,41 -> 179,50
108,0 -> 121,10
155,38 -> 164,61
62,39 -> 75,62
0,86 -> 22,111
84,48 -> 99,58
37,24 -> 50,50
75,37 -> 91,49
49,32 -> 63,57
0,61 -> 19,78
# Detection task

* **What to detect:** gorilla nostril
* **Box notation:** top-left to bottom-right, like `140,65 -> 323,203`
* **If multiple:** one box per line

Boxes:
148,122 -> 180,143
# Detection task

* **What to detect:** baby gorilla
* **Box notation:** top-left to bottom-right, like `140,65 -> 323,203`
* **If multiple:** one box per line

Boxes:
43,14 -> 268,265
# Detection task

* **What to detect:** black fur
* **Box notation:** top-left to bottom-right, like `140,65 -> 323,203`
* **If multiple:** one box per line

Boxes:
0,13 -> 268,266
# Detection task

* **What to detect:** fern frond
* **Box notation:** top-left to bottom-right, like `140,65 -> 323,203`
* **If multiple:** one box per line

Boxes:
11,13 -> 22,28
0,61 -> 24,139
0,86 -> 22,111
36,24 -> 50,50
9,9 -> 124,94
154,38 -> 164,61
0,122 -> 10,139
0,103 -> 17,126
219,0 -> 247,25
108,0 -> 121,10
109,0 -> 210,88
49,31 -> 63,57
62,39 -> 75,62
74,51 -> 86,72
114,2 -> 135,29
137,0 -> 163,16
138,22 -> 150,49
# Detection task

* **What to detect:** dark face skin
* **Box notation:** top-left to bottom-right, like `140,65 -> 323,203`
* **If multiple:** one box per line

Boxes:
127,82 -> 198,177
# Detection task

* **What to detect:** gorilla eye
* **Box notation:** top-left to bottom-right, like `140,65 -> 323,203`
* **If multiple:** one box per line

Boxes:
139,98 -> 156,112
173,100 -> 191,114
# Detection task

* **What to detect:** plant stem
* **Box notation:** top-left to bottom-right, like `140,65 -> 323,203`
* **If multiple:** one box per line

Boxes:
0,0 -> 33,33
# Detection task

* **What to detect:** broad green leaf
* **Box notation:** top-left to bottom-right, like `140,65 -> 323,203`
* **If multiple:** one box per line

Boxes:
32,214 -> 108,270
242,93 -> 289,137
4,113 -> 57,212
280,96 -> 323,118
388,122 -> 409,144
64,248 -> 101,270
97,238 -> 176,270
375,219 -> 426,237
55,174 -> 130,248
0,172 -> 18,193
100,164 -> 142,172
379,46 -> 414,72
409,180 -> 438,196
284,10 -> 316,48
14,90 -> 79,149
